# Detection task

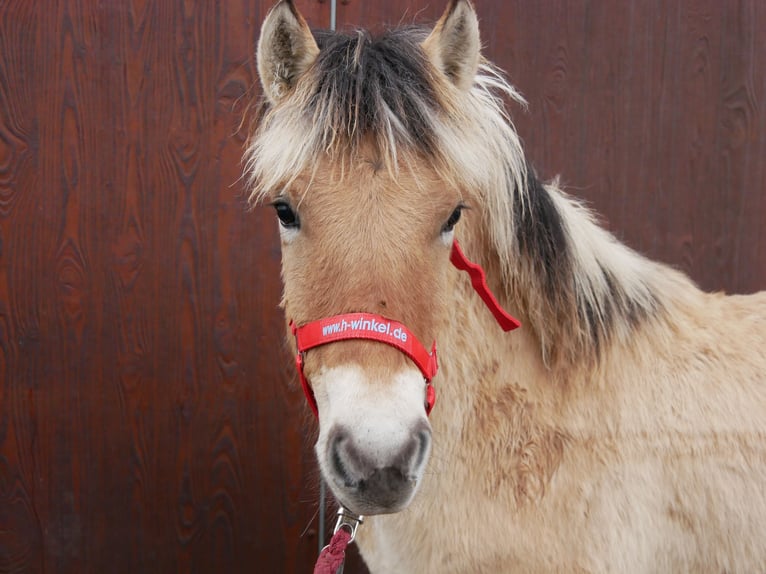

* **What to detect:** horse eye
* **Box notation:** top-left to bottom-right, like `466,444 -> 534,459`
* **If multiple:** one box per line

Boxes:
272,200 -> 300,229
441,205 -> 465,234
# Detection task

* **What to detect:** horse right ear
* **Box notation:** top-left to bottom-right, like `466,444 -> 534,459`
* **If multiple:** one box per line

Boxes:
422,0 -> 481,91
257,0 -> 319,103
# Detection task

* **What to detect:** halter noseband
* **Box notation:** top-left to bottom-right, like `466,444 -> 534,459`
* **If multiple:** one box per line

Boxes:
290,239 -> 520,417
291,313 -> 438,417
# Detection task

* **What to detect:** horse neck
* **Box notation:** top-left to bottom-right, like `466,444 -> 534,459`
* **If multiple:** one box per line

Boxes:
427,256 -> 564,504
434,228 -> 550,421
456,173 -> 696,376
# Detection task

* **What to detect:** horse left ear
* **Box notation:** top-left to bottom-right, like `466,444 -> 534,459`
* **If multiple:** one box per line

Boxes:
422,0 -> 481,91
257,0 -> 319,103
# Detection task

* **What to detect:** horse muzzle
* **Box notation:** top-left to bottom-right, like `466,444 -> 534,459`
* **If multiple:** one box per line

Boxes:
325,420 -> 431,514
312,364 -> 433,515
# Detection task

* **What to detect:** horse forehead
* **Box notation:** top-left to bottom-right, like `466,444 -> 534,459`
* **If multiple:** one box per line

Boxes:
296,177 -> 440,277
305,160 -> 452,229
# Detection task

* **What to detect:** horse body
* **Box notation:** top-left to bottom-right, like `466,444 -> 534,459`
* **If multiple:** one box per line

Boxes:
358,237 -> 766,572
248,1 -> 766,571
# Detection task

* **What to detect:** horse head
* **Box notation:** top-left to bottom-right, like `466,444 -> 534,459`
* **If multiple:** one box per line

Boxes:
249,0 -> 490,515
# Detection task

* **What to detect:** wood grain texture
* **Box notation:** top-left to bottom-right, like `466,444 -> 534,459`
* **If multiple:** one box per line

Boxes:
0,1 -> 327,573
0,1 -> 764,574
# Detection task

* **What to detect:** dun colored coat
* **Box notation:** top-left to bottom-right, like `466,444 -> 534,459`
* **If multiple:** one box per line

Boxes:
247,1 -> 766,571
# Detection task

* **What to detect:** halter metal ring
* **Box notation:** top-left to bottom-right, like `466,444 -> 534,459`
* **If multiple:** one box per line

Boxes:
333,506 -> 364,543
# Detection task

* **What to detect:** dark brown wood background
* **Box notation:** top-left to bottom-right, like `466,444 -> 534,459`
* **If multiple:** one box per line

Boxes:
0,1 -> 763,573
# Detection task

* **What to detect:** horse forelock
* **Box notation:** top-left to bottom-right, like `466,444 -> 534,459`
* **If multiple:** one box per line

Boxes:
244,25 -> 527,208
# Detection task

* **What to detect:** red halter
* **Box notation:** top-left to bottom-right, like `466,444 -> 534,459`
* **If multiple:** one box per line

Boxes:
290,239 -> 520,417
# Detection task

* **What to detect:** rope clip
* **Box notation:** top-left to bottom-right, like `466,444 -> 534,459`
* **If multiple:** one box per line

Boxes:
333,506 -> 364,544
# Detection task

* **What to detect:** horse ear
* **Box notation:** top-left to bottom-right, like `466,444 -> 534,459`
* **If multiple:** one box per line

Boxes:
422,0 -> 481,91
257,0 -> 319,103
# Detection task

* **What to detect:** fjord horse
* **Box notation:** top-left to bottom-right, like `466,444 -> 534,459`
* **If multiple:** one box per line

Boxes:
246,1 -> 766,571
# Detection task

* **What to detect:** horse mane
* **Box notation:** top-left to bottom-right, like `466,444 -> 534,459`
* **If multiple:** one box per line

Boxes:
245,25 -> 695,368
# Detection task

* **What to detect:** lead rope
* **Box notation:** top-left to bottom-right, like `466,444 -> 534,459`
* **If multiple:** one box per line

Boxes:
314,507 -> 364,574
318,0 -> 336,565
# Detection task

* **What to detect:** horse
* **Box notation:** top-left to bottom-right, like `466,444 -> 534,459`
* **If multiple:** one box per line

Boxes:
245,1 -> 766,571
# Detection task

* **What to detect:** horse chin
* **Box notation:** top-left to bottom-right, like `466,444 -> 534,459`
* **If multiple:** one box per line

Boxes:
326,477 -> 420,516
314,365 -> 433,516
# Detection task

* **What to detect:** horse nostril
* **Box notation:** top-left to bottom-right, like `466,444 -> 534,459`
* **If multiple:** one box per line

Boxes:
401,420 -> 432,475
329,428 -> 358,488
414,428 -> 431,471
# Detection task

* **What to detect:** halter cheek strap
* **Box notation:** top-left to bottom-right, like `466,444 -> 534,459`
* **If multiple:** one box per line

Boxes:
449,240 -> 521,331
290,239 -> 520,418
291,314 -> 438,417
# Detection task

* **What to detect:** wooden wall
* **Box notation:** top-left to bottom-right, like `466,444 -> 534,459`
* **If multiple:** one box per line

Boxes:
0,2 -> 326,572
0,1 -> 763,573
